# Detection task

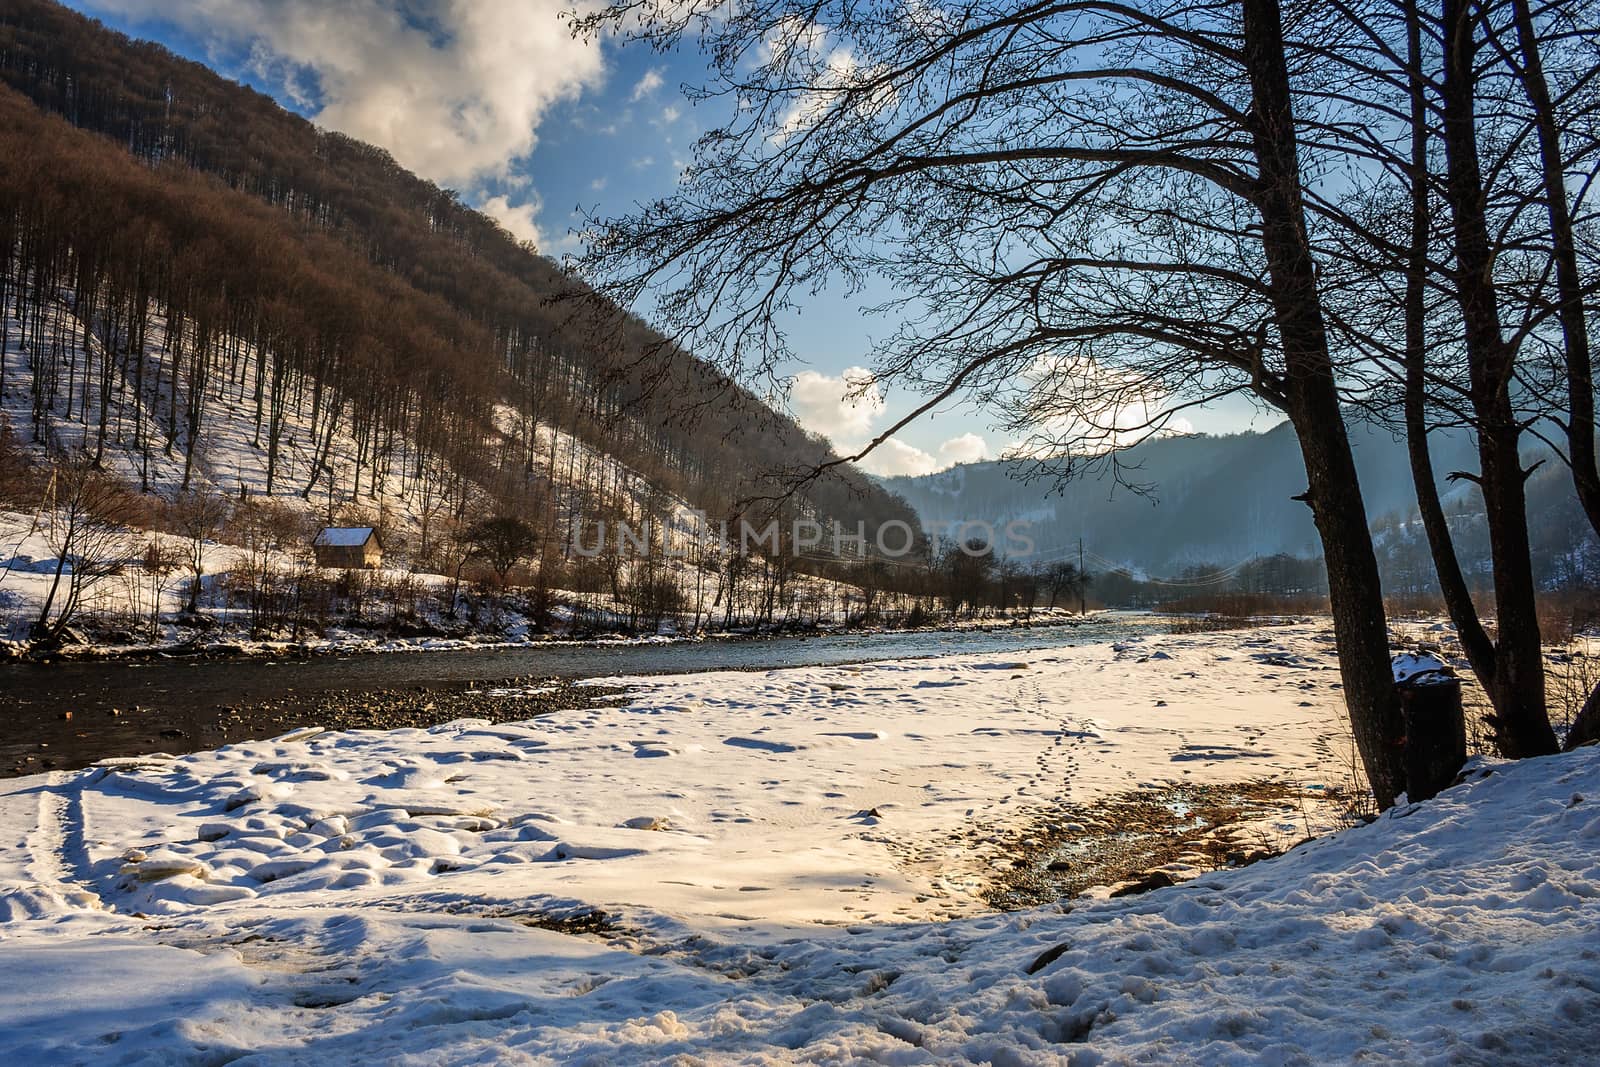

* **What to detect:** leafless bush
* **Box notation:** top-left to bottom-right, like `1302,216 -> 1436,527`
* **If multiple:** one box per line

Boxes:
1383,592 -> 1449,621
32,454 -> 136,643
1461,677 -> 1500,758
225,500 -> 311,637
1158,592 -> 1329,618
0,416 -> 47,507
1327,731 -> 1381,827
1549,646 -> 1600,741
1536,590 -> 1600,647
171,488 -> 232,615
378,571 -> 426,623
1167,615 -> 1273,634
119,539 -> 178,641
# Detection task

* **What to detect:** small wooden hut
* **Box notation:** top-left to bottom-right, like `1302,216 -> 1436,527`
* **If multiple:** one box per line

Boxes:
312,526 -> 383,569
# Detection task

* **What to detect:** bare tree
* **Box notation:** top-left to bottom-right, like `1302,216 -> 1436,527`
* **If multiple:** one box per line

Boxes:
1393,0 -> 1496,725
1498,0 -> 1600,533
126,538 -> 177,641
1312,0 -> 1555,757
1431,0 -> 1559,756
1040,561 -> 1090,613
172,487 -> 232,616
33,453 -> 134,643
412,456 -> 453,569
464,515 -> 541,587
435,517 -> 477,620
579,0 -> 1410,803
1279,0 -> 1599,756
1481,0 -> 1600,747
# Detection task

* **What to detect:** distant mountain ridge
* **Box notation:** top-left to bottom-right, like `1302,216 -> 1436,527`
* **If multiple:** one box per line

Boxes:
884,422 -> 1590,588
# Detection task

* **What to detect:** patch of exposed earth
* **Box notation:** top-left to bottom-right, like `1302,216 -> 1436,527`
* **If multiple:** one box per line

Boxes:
982,781 -> 1340,909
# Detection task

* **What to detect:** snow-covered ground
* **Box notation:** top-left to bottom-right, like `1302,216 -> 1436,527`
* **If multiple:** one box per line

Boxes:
1,624 -> 1594,1063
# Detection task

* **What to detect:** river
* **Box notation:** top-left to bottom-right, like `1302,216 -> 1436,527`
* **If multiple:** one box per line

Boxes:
0,616 -> 1163,776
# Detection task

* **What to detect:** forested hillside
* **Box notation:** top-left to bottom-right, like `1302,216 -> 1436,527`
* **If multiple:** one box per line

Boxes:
886,423 -> 1596,597
0,0 -> 917,553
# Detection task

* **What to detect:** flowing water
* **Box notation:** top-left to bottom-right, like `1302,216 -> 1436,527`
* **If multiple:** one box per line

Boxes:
0,616 -> 1164,775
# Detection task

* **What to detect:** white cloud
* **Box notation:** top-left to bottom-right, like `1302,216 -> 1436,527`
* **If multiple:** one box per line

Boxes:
479,193 -> 544,247
1014,353 -> 1199,452
858,438 -> 938,477
660,104 -> 682,124
937,433 -> 990,466
789,366 -> 884,443
630,67 -> 664,101
789,368 -> 991,477
757,17 -> 895,143
84,0 -> 604,197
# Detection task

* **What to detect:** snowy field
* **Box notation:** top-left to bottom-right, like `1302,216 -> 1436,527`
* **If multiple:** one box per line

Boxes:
0,623 -> 1595,1063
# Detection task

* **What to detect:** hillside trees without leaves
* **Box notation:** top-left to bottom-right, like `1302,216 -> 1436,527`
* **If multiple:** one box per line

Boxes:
0,0 -> 919,573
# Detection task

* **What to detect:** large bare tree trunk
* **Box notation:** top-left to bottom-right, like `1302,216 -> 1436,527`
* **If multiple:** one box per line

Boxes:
1242,0 -> 1406,806
1501,0 -> 1600,752
1401,0 -> 1496,685
1507,0 -> 1598,536
1439,0 -> 1556,758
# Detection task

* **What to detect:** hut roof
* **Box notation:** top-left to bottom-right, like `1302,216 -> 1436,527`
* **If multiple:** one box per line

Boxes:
313,526 -> 379,548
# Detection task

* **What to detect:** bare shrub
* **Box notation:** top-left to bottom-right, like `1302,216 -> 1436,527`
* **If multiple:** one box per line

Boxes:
225,500 -> 310,637
1383,592 -> 1448,621
1327,731 -> 1381,827
0,416 -> 47,507
1549,643 -> 1600,741
1160,592 -> 1326,633
1536,589 -> 1600,648
120,538 -> 178,641
33,455 -> 136,643
1157,592 -> 1330,617
171,488 -> 233,615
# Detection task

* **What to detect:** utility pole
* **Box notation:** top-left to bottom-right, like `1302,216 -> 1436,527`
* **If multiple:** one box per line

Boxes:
1078,537 -> 1085,616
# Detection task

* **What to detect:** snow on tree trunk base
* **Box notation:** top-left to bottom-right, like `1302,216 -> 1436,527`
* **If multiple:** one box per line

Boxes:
1394,653 -> 1467,802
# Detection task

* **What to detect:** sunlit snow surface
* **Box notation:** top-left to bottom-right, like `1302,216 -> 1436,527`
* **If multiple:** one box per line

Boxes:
1,624 -> 1596,1064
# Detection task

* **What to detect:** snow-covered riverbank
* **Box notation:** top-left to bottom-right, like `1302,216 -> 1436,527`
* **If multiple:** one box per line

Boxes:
1,623 -> 1594,1063
3,507 -> 1093,665
0,606 -> 1099,665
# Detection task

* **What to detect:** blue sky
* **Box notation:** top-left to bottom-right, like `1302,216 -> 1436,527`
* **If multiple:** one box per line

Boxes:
66,0 -> 1273,474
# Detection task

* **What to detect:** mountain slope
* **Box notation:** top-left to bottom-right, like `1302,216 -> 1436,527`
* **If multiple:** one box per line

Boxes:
0,0 -> 917,549
884,423 -> 1592,590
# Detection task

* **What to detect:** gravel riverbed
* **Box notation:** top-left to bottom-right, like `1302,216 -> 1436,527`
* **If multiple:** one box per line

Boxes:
4,677 -> 626,778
